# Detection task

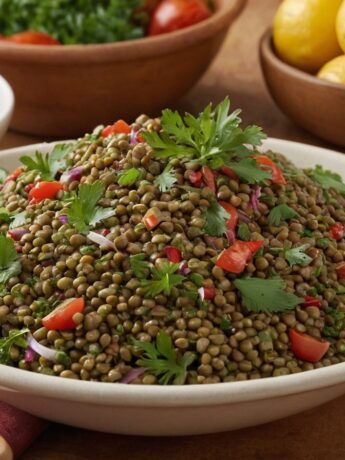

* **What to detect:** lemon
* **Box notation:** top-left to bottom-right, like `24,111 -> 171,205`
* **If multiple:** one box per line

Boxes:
337,0 -> 345,53
317,55 -> 345,85
273,0 -> 343,73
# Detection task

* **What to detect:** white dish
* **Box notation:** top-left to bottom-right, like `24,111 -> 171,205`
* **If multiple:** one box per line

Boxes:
0,76 -> 14,141
0,137 -> 345,436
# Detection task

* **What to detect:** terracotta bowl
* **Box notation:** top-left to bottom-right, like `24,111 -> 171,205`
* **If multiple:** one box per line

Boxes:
260,30 -> 345,148
0,0 -> 245,138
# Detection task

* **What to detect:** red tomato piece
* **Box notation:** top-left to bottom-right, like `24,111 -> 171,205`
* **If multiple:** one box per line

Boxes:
303,296 -> 322,308
42,298 -> 85,330
164,246 -> 182,263
289,329 -> 330,363
254,155 -> 286,185
102,120 -> 131,137
28,181 -> 63,203
149,0 -> 211,36
220,166 -> 239,180
201,165 -> 216,193
188,170 -> 203,187
1,31 -> 60,45
336,262 -> 345,279
203,285 -> 215,300
219,201 -> 239,231
216,240 -> 264,274
5,167 -> 23,183
330,222 -> 344,241
143,209 -> 162,231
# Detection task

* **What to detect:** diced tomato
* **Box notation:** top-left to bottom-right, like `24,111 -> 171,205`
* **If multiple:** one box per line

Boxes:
102,120 -> 131,137
289,329 -> 329,363
220,166 -> 238,180
164,246 -> 182,263
188,170 -> 203,187
201,165 -> 216,193
216,240 -> 264,274
330,222 -> 344,241
28,181 -> 63,203
254,155 -> 286,185
336,262 -> 345,279
42,298 -> 85,330
149,0 -> 211,36
24,183 -> 34,193
0,31 -> 60,45
5,167 -> 23,183
203,285 -> 215,300
219,201 -> 239,231
143,208 -> 162,231
303,296 -> 322,308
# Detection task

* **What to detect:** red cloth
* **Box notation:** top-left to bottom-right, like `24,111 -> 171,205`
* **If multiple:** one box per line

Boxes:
0,402 -> 47,458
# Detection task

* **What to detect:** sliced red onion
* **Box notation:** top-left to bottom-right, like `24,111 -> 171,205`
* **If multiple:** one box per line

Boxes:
120,367 -> 145,384
198,287 -> 205,301
237,210 -> 251,223
60,167 -> 84,184
178,260 -> 191,275
24,347 -> 36,363
8,228 -> 29,241
27,333 -> 59,362
87,231 -> 116,250
41,259 -> 55,267
130,130 -> 139,146
58,215 -> 68,224
250,186 -> 261,214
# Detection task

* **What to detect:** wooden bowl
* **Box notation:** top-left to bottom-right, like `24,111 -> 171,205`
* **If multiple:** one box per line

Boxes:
260,30 -> 345,147
0,0 -> 245,138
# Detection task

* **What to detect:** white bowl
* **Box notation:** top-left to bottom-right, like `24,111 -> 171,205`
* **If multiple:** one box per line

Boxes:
0,76 -> 14,141
0,137 -> 345,436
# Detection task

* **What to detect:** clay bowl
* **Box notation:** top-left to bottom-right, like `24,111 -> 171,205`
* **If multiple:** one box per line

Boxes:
260,29 -> 345,148
0,0 -> 245,139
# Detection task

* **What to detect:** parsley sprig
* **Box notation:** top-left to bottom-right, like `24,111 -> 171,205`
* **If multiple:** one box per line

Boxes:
141,261 -> 185,297
202,200 -> 229,237
133,330 -> 195,385
118,168 -> 141,186
0,234 -> 21,285
285,244 -> 312,267
143,98 -> 266,173
234,277 -> 302,313
130,254 -> 150,279
0,328 -> 28,364
310,165 -> 345,194
268,204 -> 299,226
66,181 -> 115,233
20,144 -> 73,181
154,164 -> 178,192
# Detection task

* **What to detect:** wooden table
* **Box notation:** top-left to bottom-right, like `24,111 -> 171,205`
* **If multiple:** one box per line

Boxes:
2,1 -> 345,459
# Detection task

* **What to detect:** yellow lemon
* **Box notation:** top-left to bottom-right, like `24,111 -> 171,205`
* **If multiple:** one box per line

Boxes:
337,0 -> 345,53
317,55 -> 345,85
273,0 -> 343,73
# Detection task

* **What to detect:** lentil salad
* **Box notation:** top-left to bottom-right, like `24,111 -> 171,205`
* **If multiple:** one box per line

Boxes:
1,99 -> 345,385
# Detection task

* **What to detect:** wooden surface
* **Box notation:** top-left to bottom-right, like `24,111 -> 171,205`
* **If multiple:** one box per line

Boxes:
2,1 -> 345,459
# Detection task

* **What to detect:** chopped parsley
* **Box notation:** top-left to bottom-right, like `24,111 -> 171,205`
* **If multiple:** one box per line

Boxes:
133,330 -> 195,385
285,244 -> 312,267
220,314 -> 232,332
234,277 -> 302,313
130,253 -> 150,279
227,158 -> 271,184
268,204 -> 299,226
237,223 -> 251,241
154,164 -> 177,193
0,234 -> 21,285
202,200 -> 229,237
141,262 -> 185,297
0,167 -> 8,184
310,165 -> 345,194
20,144 -> 72,181
0,328 -> 28,364
118,168 -> 141,186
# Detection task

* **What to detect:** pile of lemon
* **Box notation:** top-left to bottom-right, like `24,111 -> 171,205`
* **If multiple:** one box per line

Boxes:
273,0 -> 345,85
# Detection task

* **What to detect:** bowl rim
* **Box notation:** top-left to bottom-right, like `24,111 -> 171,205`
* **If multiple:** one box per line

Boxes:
260,29 -> 345,92
0,0 -> 246,64
1,137 -> 345,408
0,75 -> 14,126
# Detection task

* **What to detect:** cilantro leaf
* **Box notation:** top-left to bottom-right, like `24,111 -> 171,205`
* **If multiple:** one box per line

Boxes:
118,168 -> 141,186
285,244 -> 312,267
20,144 -> 73,181
0,167 -> 8,184
154,164 -> 177,193
234,277 -> 302,313
0,328 -> 29,364
237,223 -> 251,241
202,200 -> 229,237
141,262 -> 185,297
227,158 -> 271,184
130,253 -> 150,278
310,165 -> 345,194
268,204 -> 299,226
66,181 -> 115,233
133,330 -> 195,385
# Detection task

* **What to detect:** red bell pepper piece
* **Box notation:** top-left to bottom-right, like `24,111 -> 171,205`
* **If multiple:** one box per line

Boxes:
254,155 -> 286,185
188,170 -> 203,187
216,240 -> 264,274
164,246 -> 182,263
143,208 -> 162,231
330,222 -> 344,241
102,120 -> 131,137
289,329 -> 329,363
28,181 -> 63,203
42,298 -> 85,330
219,201 -> 239,231
303,296 -> 322,308
201,166 -> 216,193
220,166 -> 238,180
0,31 -> 60,45
336,262 -> 345,279
203,286 -> 215,300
